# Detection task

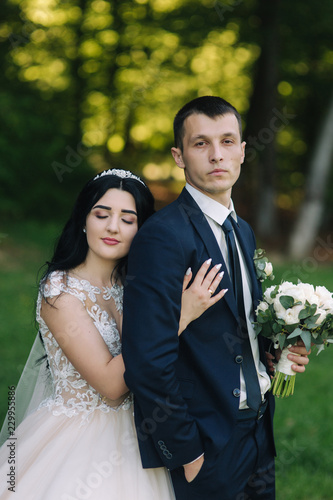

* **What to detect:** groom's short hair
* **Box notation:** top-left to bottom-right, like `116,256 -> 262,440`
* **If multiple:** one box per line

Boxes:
173,95 -> 242,151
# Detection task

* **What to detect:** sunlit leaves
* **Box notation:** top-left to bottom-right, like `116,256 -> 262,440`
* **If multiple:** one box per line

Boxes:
2,0 -> 264,189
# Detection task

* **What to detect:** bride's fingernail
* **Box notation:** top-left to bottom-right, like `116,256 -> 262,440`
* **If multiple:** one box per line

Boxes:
219,271 -> 224,278
186,267 -> 191,275
224,288 -> 228,293
205,258 -> 212,265
215,263 -> 222,270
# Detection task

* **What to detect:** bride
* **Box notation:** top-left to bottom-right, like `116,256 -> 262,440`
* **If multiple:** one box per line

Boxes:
0,169 -> 227,499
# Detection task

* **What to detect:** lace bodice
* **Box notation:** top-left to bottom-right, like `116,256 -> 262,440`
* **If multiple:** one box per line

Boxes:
36,270 -> 132,423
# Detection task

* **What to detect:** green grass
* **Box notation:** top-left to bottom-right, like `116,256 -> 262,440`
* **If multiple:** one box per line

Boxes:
0,220 -> 61,423
1,221 -> 333,499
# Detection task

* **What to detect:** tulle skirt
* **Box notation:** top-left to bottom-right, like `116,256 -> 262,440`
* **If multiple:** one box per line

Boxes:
0,405 -> 175,500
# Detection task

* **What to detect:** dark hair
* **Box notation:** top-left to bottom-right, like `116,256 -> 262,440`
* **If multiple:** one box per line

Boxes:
41,171 -> 155,286
173,95 -> 242,151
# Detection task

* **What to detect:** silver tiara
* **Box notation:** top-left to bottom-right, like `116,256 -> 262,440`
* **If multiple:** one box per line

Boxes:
93,169 -> 146,186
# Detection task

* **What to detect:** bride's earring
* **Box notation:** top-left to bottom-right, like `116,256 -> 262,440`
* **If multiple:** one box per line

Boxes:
83,228 -> 86,233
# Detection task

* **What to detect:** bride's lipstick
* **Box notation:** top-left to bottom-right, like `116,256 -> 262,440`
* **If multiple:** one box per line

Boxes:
102,238 -> 120,245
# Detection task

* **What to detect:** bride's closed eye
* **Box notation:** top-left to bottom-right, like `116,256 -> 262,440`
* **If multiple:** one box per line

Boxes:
122,219 -> 135,225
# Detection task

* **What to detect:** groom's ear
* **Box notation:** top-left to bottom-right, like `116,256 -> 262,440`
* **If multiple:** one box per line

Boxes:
240,141 -> 246,164
171,147 -> 185,169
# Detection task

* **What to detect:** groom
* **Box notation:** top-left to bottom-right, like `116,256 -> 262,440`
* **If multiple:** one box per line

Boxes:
122,96 -> 309,499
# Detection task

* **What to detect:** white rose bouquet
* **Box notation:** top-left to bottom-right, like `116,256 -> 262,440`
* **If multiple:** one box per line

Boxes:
254,282 -> 333,397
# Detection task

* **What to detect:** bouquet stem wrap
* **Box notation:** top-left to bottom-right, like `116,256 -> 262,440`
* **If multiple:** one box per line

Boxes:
271,348 -> 300,397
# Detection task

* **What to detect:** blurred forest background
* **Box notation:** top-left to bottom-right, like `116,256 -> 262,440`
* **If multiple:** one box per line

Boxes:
0,0 -> 332,257
1,2 -> 333,498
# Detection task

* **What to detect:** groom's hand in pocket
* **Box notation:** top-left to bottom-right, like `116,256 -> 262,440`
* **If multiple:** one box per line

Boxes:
183,454 -> 204,483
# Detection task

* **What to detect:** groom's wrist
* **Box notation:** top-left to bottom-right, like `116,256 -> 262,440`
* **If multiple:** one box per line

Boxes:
183,453 -> 205,483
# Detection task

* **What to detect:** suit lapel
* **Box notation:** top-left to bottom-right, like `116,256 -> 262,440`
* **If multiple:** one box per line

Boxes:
177,189 -> 239,321
178,189 -> 268,366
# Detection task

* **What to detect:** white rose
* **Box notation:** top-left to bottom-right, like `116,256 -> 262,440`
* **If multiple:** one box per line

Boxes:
284,305 -> 303,325
307,293 -> 320,307
315,308 -> 328,326
298,283 -> 316,303
256,301 -> 269,314
264,262 -> 273,277
273,296 -> 288,321
278,281 -> 296,294
281,284 -> 306,305
323,299 -> 333,314
264,286 -> 276,304
315,286 -> 333,307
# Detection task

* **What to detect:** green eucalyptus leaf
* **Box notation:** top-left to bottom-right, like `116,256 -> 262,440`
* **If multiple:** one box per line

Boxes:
287,327 -> 303,339
254,324 -> 262,335
299,307 -> 311,320
272,323 -> 282,334
279,295 -> 295,309
276,318 -> 286,325
257,314 -> 266,324
312,336 -> 324,345
309,304 -> 318,315
300,330 -> 312,352
285,323 -> 299,333
306,314 -> 321,329
278,333 -> 286,350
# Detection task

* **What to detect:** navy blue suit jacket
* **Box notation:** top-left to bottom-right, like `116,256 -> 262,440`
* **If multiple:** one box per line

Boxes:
122,188 -> 275,470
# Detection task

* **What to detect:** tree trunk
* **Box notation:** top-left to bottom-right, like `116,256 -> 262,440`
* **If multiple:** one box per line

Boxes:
242,0 -> 280,239
288,91 -> 333,259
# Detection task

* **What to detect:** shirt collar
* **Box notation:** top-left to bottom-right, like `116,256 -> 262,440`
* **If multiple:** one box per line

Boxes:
185,183 -> 237,225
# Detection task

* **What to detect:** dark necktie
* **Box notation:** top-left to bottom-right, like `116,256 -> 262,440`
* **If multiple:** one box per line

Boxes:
222,215 -> 261,411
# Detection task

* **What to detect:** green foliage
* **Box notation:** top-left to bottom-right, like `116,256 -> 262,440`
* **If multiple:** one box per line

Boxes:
279,295 -> 296,309
1,0 -> 332,225
0,0 -> 258,223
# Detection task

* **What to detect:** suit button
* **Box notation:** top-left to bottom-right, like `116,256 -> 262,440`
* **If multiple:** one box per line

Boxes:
233,388 -> 241,398
235,355 -> 243,364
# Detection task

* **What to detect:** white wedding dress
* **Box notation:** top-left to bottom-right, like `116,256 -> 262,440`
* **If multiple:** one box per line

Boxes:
0,271 -> 175,500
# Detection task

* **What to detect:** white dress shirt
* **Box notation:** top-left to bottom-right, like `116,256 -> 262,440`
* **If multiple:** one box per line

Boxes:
185,183 -> 271,409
